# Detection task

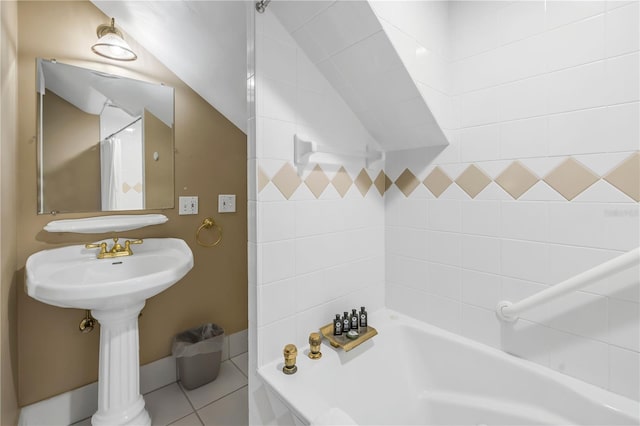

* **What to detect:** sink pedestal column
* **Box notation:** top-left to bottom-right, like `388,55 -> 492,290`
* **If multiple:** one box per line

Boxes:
91,301 -> 151,426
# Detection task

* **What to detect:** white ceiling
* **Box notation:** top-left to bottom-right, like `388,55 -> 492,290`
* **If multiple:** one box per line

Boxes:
90,0 -> 448,152
91,0 -> 248,134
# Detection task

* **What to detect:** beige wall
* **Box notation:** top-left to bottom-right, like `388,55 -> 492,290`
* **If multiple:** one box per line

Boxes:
42,91 -> 101,212
17,1 -> 247,406
1,0 -> 20,424
144,109 -> 173,209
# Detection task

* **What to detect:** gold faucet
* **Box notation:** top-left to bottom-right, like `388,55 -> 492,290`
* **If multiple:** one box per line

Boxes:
85,237 -> 143,259
282,344 -> 298,375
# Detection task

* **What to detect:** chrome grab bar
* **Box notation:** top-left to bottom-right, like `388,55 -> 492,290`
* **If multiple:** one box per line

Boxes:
496,247 -> 640,322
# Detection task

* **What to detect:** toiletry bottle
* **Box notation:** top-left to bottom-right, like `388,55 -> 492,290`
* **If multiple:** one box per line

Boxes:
342,311 -> 350,332
333,314 -> 342,336
359,306 -> 367,328
350,308 -> 359,331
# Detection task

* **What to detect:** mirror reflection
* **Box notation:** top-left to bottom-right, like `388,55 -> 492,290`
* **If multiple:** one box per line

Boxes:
36,58 -> 175,214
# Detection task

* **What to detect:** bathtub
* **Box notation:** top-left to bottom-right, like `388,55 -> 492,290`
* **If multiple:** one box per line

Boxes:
258,309 -> 639,425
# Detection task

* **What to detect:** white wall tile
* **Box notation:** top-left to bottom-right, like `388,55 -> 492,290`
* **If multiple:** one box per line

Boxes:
501,239 -> 549,284
462,269 -> 502,309
545,291 -> 608,341
609,346 -> 640,400
426,293 -> 462,333
259,34 -> 297,85
496,34 -> 547,84
608,298 -> 640,351
497,75 -> 547,121
605,2 -> 640,57
498,1 -> 546,44
259,240 -> 295,284
461,200 -> 501,236
548,244 -> 620,285
387,227 -> 428,259
501,201 -> 548,242
500,116 -> 548,159
427,199 -> 462,232
458,88 -> 499,127
500,320 -> 552,367
425,231 -> 462,266
387,284 -> 428,323
605,52 -> 640,105
460,124 -> 500,162
548,328 -> 609,389
461,305 -> 501,349
386,254 -> 428,291
545,1 -> 606,30
545,15 -> 605,72
548,203 -> 639,251
258,202 -> 295,242
258,278 -> 297,326
462,235 -> 501,275
547,61 -> 607,114
427,262 -> 462,301
259,77 -> 297,123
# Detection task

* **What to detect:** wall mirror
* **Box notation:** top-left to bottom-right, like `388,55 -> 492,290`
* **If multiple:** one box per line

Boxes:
36,58 -> 175,214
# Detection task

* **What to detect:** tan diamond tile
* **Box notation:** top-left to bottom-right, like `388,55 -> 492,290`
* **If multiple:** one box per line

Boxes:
133,182 -> 142,193
423,167 -> 452,198
395,169 -> 420,197
604,152 -> 640,202
123,182 -> 131,193
305,165 -> 330,199
257,167 -> 270,193
455,165 -> 491,198
374,171 -> 386,196
271,163 -> 301,199
544,158 -> 599,201
354,169 -> 373,196
332,167 -> 353,198
495,161 -> 539,199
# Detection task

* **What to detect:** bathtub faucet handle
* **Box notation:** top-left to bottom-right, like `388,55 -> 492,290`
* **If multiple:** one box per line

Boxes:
283,344 -> 298,375
308,332 -> 322,359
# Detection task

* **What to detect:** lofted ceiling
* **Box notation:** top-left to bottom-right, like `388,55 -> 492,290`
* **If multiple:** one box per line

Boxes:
91,0 -> 449,151
91,0 -> 248,134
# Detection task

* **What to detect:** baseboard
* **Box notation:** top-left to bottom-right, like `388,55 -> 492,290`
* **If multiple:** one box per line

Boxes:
18,329 -> 248,426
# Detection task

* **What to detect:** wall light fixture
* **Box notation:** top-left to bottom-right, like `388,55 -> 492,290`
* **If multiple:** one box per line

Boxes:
91,18 -> 137,61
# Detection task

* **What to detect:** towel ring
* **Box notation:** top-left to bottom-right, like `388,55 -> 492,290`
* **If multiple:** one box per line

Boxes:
196,217 -> 223,247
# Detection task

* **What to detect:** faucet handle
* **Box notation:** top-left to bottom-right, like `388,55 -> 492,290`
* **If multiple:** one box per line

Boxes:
127,239 -> 143,245
282,344 -> 298,375
308,332 -> 322,359
85,242 -> 107,254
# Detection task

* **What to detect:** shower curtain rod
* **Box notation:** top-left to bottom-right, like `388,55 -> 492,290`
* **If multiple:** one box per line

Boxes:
101,116 -> 142,142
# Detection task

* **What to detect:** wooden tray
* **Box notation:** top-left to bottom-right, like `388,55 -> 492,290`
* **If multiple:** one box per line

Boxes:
319,323 -> 377,352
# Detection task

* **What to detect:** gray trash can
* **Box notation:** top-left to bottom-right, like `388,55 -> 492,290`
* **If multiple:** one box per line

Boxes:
172,323 -> 224,390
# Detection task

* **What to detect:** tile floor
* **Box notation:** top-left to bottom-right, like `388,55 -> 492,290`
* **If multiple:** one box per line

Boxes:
72,352 -> 249,426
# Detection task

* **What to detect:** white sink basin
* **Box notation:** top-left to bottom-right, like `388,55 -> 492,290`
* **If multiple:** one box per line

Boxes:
26,238 -> 193,310
25,237 -> 194,425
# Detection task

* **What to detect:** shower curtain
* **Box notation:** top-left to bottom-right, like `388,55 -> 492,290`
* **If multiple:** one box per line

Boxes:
100,136 -> 122,211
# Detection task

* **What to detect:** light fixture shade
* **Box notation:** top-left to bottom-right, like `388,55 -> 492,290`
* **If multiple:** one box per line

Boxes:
91,18 -> 137,61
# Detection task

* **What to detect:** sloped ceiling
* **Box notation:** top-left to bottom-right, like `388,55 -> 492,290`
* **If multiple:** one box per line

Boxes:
91,0 -> 247,133
269,0 -> 448,151
91,0 -> 449,151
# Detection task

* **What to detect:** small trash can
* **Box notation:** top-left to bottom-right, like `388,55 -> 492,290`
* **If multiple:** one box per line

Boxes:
172,323 -> 224,390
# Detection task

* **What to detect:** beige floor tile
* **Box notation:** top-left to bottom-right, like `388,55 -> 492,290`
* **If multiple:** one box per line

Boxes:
198,387 -> 248,426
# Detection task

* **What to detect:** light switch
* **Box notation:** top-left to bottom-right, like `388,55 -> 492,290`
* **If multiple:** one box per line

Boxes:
179,196 -> 198,215
218,194 -> 236,213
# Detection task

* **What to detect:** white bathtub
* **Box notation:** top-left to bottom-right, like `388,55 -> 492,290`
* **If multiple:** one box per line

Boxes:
258,309 -> 639,425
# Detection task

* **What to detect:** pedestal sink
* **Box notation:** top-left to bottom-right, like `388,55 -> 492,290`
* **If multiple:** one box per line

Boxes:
26,237 -> 194,425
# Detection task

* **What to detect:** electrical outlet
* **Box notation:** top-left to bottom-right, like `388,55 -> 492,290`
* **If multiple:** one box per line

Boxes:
179,196 -> 198,215
218,194 -> 236,213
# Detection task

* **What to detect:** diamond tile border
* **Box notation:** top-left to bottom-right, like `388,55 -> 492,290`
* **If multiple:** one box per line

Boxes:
544,158 -> 599,201
257,153 -> 639,202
